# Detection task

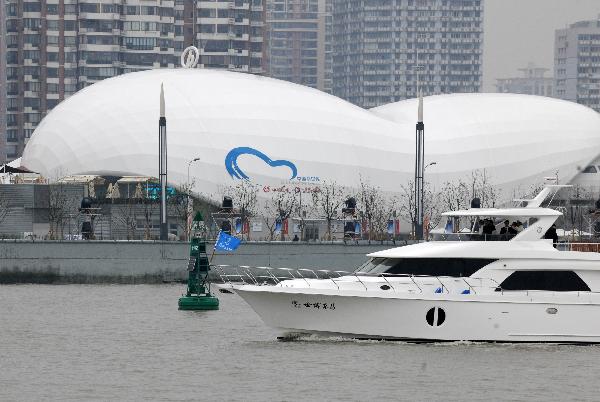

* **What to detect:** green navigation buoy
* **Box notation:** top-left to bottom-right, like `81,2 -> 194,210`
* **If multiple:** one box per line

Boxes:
178,214 -> 219,310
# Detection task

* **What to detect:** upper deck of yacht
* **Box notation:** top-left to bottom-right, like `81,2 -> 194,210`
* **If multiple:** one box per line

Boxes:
435,186 -> 570,242
367,241 -> 600,261
441,208 -> 562,218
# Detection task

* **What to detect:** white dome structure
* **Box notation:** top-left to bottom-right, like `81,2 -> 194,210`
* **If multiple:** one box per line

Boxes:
371,94 -> 600,193
21,69 -> 600,202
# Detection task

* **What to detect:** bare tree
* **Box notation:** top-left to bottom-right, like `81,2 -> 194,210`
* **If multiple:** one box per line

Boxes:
0,190 -> 10,232
47,183 -> 71,240
311,181 -> 345,240
356,178 -> 392,242
273,188 -> 297,241
113,199 -> 138,240
258,189 -> 298,241
566,185 -> 592,240
141,198 -> 157,240
398,180 -> 441,237
469,169 -> 497,208
439,179 -> 470,213
398,180 -> 416,234
223,180 -> 259,240
169,188 -> 193,241
260,198 -> 279,241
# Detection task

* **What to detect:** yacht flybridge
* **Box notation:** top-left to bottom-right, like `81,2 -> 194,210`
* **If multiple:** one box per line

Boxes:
233,186 -> 600,343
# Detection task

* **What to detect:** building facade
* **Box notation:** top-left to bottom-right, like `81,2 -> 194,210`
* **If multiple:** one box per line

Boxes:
0,0 -> 6,163
555,19 -> 600,112
3,0 -> 265,163
332,0 -> 484,109
495,63 -> 554,97
266,0 -> 332,92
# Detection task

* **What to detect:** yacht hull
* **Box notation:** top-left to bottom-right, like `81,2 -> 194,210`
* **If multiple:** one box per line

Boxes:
235,286 -> 600,343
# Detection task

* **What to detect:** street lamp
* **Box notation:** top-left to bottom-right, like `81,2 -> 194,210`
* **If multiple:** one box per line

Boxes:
187,157 -> 201,189
187,157 -> 201,240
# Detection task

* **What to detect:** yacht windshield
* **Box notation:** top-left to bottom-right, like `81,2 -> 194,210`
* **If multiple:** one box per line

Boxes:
356,258 -> 394,274
355,257 -> 496,277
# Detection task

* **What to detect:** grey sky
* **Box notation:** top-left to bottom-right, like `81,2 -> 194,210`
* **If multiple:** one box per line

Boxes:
483,0 -> 600,91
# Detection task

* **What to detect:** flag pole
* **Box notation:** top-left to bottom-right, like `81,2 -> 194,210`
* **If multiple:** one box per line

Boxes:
209,230 -> 221,264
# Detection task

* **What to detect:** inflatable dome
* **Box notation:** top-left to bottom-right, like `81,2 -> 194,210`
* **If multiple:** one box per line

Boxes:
21,69 -> 600,202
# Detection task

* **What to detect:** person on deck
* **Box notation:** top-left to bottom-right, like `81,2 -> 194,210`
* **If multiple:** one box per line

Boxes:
499,220 -> 510,240
515,221 -> 524,233
482,219 -> 496,240
508,222 -> 519,238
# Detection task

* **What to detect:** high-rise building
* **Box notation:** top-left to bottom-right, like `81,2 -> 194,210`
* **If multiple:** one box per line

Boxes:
266,0 -> 332,92
2,0 -> 265,162
0,0 -> 6,163
191,0 -> 265,73
555,19 -> 600,112
332,0 -> 484,109
495,63 -> 554,97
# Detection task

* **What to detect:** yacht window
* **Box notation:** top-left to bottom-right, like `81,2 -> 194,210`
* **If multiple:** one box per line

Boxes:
355,258 -> 495,277
582,165 -> 597,174
499,271 -> 590,292
356,258 -> 395,274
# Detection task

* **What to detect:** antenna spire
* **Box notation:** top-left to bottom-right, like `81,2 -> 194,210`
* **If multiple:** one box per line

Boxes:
160,83 -> 165,118
418,90 -> 423,123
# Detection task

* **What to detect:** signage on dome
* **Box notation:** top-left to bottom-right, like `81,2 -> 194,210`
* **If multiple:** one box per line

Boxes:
224,146 -> 320,184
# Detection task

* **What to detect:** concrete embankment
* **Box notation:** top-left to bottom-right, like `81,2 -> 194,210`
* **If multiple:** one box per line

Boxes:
0,240 -> 400,284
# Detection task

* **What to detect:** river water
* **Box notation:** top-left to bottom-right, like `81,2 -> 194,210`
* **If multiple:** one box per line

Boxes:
1,285 -> 598,401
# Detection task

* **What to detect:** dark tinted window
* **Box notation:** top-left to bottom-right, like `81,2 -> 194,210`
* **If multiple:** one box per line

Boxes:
356,258 -> 495,277
582,165 -> 598,173
500,271 -> 590,292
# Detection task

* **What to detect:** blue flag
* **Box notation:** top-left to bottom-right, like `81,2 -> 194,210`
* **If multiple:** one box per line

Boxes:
445,219 -> 454,234
214,231 -> 242,251
387,220 -> 394,234
274,218 -> 282,234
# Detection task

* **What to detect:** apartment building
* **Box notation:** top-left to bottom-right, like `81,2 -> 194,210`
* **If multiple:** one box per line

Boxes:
0,0 -> 6,162
2,0 -> 265,163
555,19 -> 600,112
332,0 -> 484,109
496,63 -> 554,97
266,0 -> 331,92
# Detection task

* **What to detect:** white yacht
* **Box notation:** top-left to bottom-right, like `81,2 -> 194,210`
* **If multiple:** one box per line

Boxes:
233,187 -> 600,343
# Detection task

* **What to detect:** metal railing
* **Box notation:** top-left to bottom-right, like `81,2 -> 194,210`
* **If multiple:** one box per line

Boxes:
562,243 -> 600,253
212,266 -> 600,300
211,265 -> 500,295
211,264 -> 351,287
431,233 -> 518,242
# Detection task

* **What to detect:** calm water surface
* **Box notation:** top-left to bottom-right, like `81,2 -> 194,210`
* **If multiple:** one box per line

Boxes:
1,285 -> 599,401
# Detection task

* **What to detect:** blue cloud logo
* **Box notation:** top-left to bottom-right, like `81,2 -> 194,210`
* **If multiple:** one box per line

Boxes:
225,147 -> 298,180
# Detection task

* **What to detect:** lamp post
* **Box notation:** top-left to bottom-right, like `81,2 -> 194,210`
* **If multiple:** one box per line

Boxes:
159,83 -> 168,241
187,157 -> 201,189
414,92 -> 425,241
425,161 -> 437,171
187,157 -> 201,240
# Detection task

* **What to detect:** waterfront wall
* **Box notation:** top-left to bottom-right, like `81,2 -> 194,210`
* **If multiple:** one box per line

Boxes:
0,240 -> 398,283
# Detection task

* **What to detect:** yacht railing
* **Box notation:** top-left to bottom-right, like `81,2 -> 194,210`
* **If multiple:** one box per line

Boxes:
561,243 -> 600,253
212,265 -> 497,295
211,264 -> 352,287
213,265 -> 600,299
431,233 -> 519,242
